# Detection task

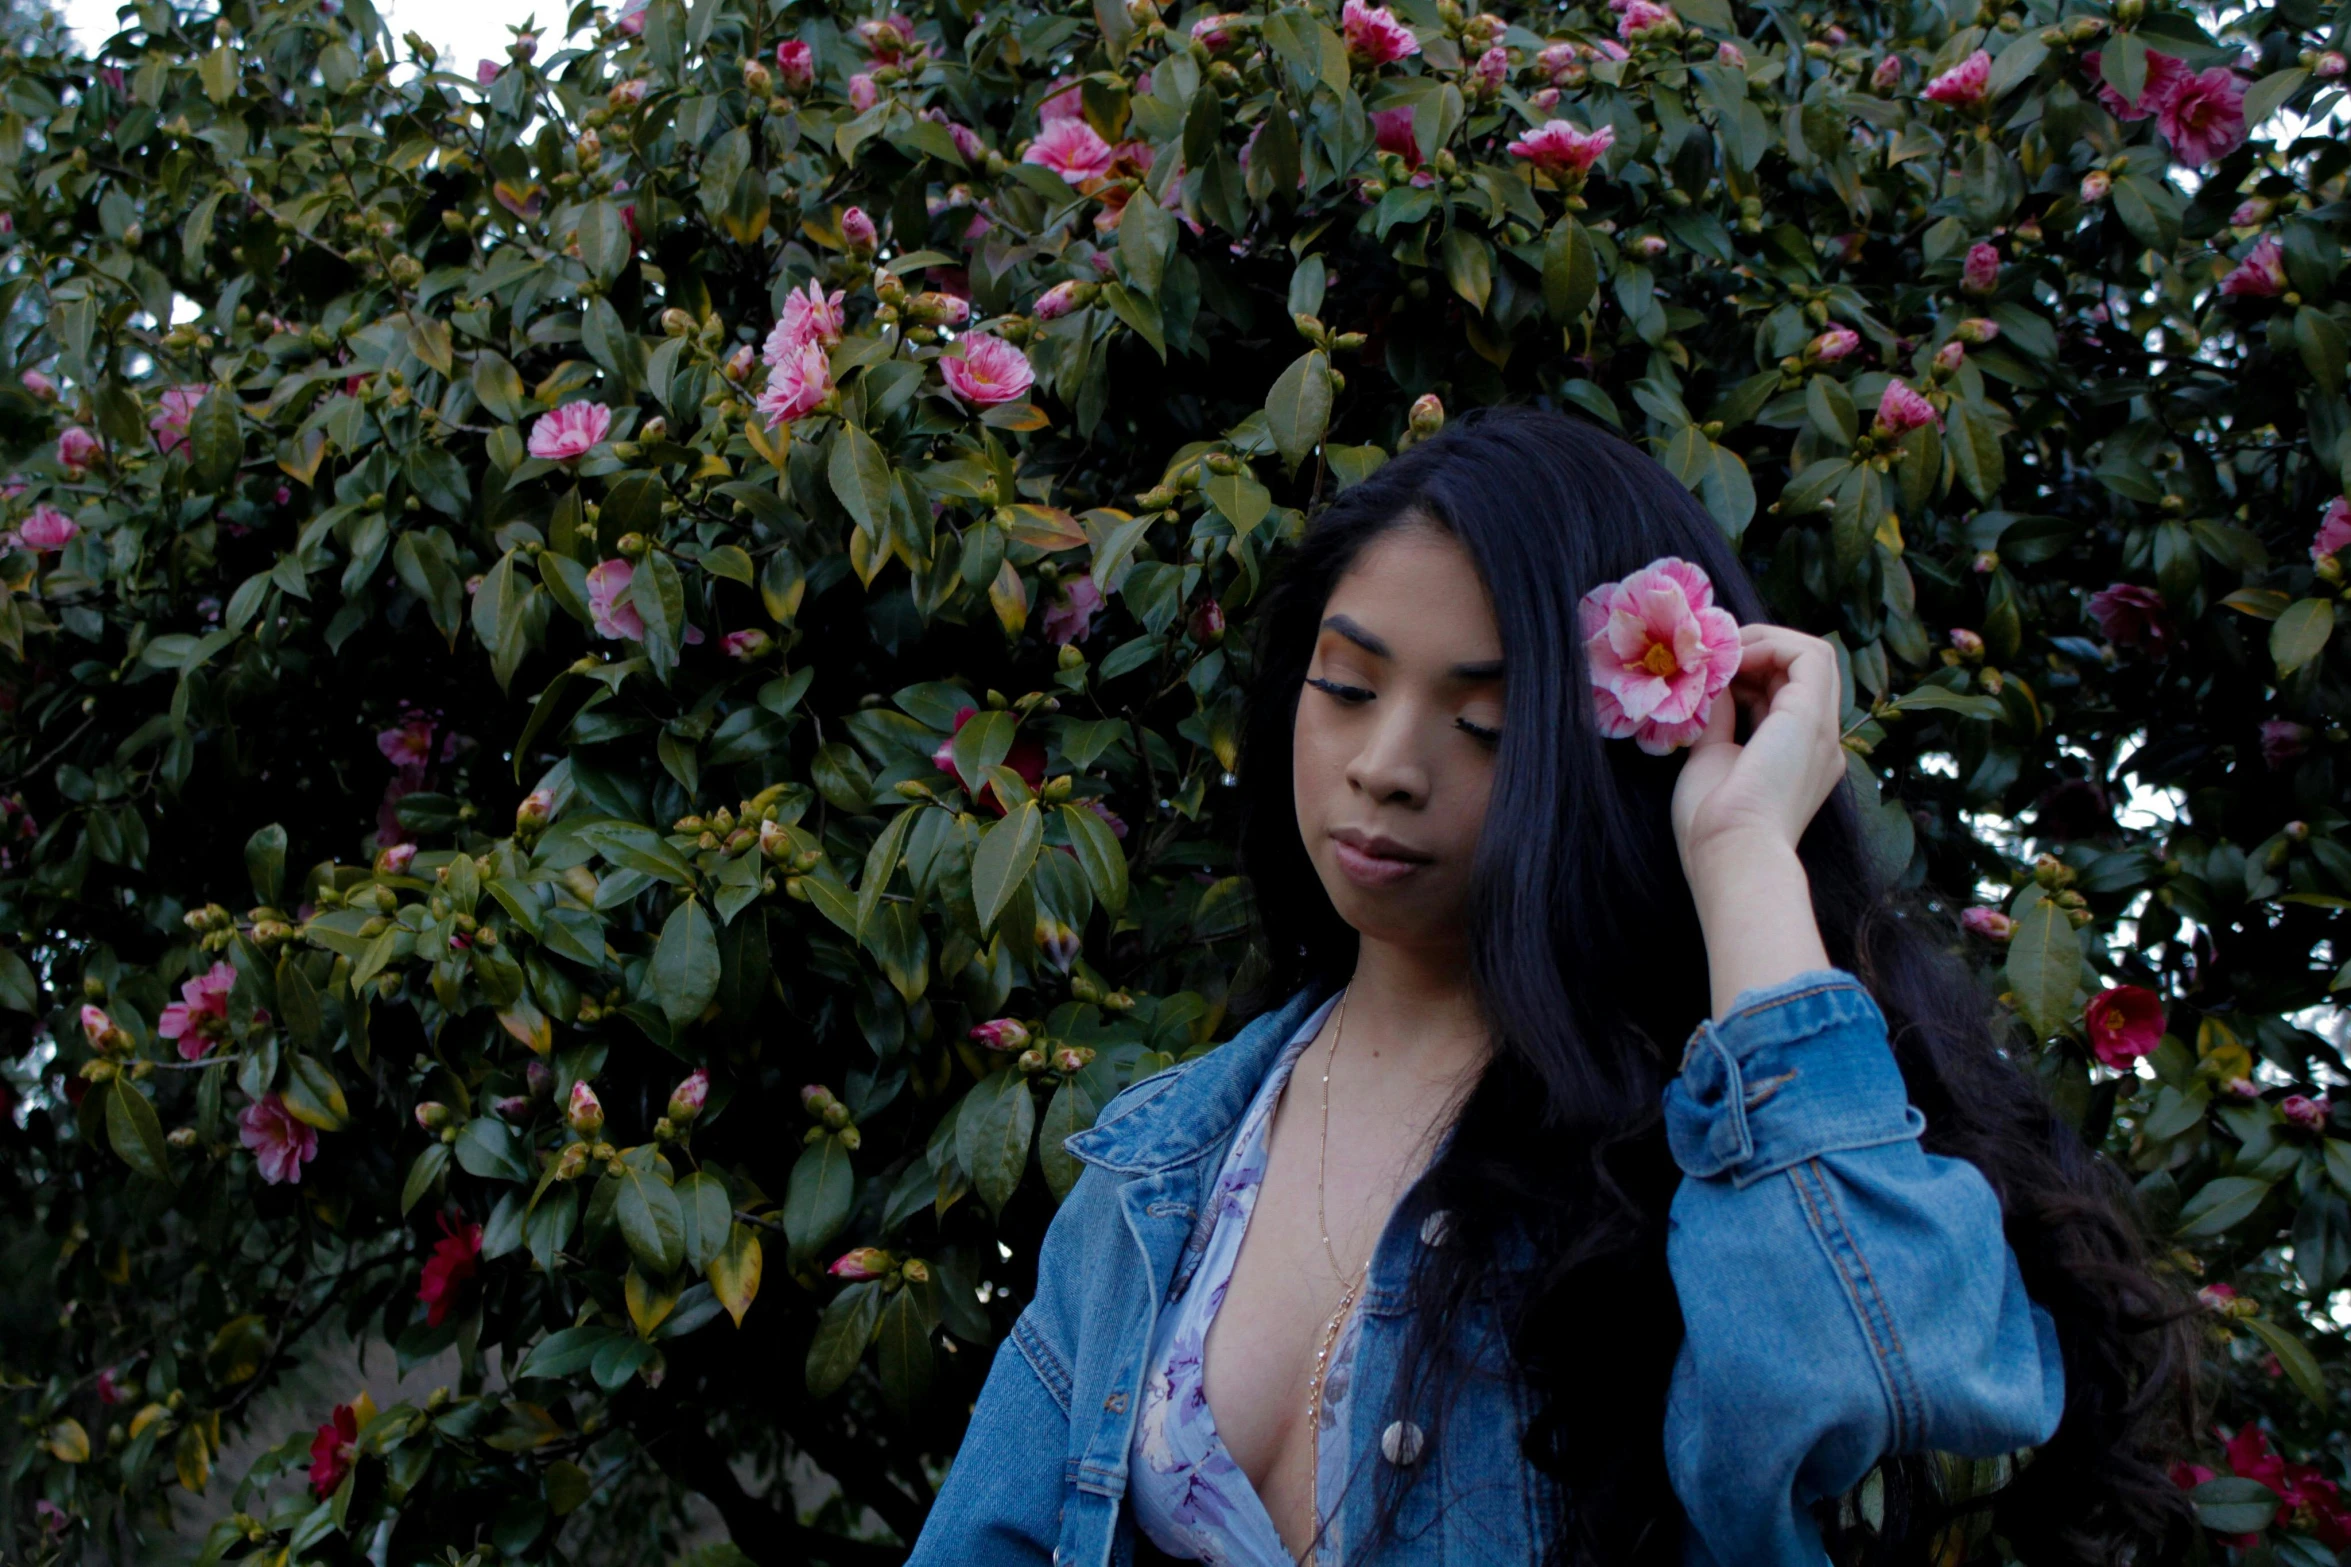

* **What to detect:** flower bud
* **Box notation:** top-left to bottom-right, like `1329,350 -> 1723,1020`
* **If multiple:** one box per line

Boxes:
494,1094 -> 534,1122
800,1083 -> 839,1116
2078,169 -> 2111,203
668,1067 -> 710,1124
168,1126 -> 198,1148
742,58 -> 772,95
1052,1045 -> 1096,1074
1955,317 -> 2000,345
2281,1093 -> 2331,1131
566,1081 -> 605,1137
527,1060 -> 554,1100
516,787 -> 555,833
416,1101 -> 454,1132
841,206 -> 878,254
968,1018 -> 1030,1052
1408,394 -> 1445,438
829,1247 -> 891,1280
554,1141 -> 589,1180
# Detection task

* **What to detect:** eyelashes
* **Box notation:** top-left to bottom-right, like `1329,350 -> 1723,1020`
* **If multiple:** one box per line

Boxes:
1306,676 -> 1502,746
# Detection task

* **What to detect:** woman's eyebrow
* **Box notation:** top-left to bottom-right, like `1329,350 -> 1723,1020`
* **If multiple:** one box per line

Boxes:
1323,616 -> 1503,681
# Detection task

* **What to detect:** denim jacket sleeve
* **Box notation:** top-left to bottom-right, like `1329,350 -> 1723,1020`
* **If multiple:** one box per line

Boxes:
1659,968 -> 2066,1567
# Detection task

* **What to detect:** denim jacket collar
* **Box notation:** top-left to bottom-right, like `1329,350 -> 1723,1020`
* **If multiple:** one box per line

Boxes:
1061,983 -> 1338,1177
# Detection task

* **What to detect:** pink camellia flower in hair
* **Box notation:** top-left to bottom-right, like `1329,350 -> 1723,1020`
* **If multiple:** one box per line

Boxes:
1577,556 -> 1743,756
2158,66 -> 2246,167
528,401 -> 611,462
764,279 -> 846,366
585,559 -> 646,641
150,384 -> 208,454
939,335 -> 1035,406
2219,233 -> 2286,297
1922,48 -> 1990,106
1874,380 -> 1941,436
1508,119 -> 1614,176
2082,47 -> 2189,120
2311,497 -> 2351,563
240,1093 -> 320,1184
757,340 -> 835,428
2082,983 -> 2163,1069
1342,0 -> 1420,65
57,426 -> 100,473
18,505 -> 77,551
1024,118 -> 1116,183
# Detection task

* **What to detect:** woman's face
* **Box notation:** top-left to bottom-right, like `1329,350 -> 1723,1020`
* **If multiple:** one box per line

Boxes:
1292,520 -> 1504,955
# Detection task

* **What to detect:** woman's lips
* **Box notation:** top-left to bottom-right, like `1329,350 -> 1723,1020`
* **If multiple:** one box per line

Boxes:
1330,832 -> 1431,889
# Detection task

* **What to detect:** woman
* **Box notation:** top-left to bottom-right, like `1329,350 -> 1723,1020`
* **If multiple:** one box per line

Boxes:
908,407 -> 2199,1566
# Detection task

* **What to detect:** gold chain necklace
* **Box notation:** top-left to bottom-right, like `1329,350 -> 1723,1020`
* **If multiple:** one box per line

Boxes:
1302,987 -> 1376,1565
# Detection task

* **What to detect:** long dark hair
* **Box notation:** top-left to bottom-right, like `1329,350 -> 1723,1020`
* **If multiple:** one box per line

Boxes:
1232,406 -> 2201,1565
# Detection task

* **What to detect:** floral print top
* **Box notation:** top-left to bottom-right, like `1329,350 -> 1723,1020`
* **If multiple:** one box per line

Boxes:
1129,992 -> 1362,1567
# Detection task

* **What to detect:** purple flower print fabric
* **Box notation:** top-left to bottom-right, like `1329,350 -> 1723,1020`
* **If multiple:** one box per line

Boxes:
1128,993 -> 1360,1567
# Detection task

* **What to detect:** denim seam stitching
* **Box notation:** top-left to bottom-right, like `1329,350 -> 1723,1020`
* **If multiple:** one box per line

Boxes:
1010,1310 -> 1075,1416
1806,1159 -> 1927,1444
1726,978 -> 1864,1027
1789,1157 -> 1916,1450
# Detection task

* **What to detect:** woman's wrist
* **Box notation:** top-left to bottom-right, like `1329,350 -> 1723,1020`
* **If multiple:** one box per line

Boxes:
1687,835 -> 1833,1021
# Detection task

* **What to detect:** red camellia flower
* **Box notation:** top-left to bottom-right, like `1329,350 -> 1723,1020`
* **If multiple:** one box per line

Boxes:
309,1403 -> 360,1498
2082,983 -> 2164,1069
930,706 -> 1046,813
417,1212 -> 482,1328
2086,582 -> 2176,656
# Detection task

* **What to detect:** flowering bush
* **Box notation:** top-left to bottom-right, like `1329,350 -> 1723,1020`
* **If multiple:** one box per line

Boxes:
0,0 -> 2347,1558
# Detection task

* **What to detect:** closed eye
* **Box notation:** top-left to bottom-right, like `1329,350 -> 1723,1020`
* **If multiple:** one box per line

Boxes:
1456,717 -> 1501,745
1305,675 -> 1374,704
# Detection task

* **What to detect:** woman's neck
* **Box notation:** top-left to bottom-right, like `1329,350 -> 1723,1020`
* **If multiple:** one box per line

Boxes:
1340,936 -> 1492,1085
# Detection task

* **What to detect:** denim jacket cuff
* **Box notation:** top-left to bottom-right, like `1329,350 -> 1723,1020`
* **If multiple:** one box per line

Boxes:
1662,967 -> 1923,1188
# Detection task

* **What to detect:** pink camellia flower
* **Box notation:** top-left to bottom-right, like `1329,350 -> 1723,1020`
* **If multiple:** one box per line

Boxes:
840,205 -> 878,252
939,335 -> 1035,406
149,384 -> 208,454
2086,581 -> 2175,655
1536,41 -> 1578,81
1034,280 -> 1085,320
2082,983 -> 2164,1069
2316,50 -> 2347,78
416,1212 -> 481,1327
19,505 -> 77,551
585,559 -> 646,641
1529,86 -> 1560,110
757,340 -> 835,429
96,1368 -> 120,1404
309,1403 -> 359,1498
847,72 -> 878,110
566,1081 -> 605,1136
2311,497 -> 2351,562
1371,106 -> 1424,172
969,1017 -> 1031,1051
764,279 -> 847,366
1044,573 -> 1103,645
1807,326 -> 1861,362
2260,718 -> 2312,770
2158,67 -> 2247,167
1616,0 -> 1675,42
1039,75 -> 1083,122
1191,11 -> 1241,49
615,0 -> 647,35
1716,40 -> 1745,66
1959,906 -> 2014,941
1922,48 -> 1990,106
947,121 -> 985,162
377,714 -> 435,769
829,1247 -> 891,1280
1576,556 -> 1743,756
1961,241 -> 2000,295
609,77 -> 648,106
476,59 -> 499,86
160,961 -> 237,1061
1473,46 -> 1509,91
377,842 -> 418,876
1870,54 -> 1904,90
1342,0 -> 1420,65
1508,119 -> 1615,176
240,1093 -> 321,1185
2082,47 -> 2189,120
2230,196 -> 2273,227
2197,1282 -> 2240,1311
1933,340 -> 1967,373
21,369 -> 55,400
2281,1093 -> 2331,1131
2219,233 -> 2287,297
527,401 -> 612,462
2080,170 -> 2112,202
774,38 -> 814,92
57,426 -> 101,473
721,628 -> 773,659
668,1067 -> 710,1123
1874,380 -> 1942,436
1024,118 -> 1116,183
80,1003 -> 115,1048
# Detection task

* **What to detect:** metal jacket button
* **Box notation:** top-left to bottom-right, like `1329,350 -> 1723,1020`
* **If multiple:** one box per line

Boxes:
1381,1419 -> 1426,1466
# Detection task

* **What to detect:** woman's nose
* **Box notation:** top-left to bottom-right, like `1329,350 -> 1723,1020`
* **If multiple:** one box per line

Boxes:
1344,702 -> 1432,805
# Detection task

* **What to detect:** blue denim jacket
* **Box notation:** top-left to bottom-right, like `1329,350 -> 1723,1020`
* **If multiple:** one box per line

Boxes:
908,968 -> 2066,1567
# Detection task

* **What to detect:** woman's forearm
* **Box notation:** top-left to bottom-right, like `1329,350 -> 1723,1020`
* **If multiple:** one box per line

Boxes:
1686,833 -> 1833,1021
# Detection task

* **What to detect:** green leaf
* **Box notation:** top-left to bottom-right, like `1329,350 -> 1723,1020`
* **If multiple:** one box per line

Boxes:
2002,899 -> 2079,1040
1203,470 -> 1271,537
1039,1075 -> 1100,1200
971,1070 -> 1037,1216
971,799 -> 1045,936
829,423 -> 895,543
2237,1315 -> 2329,1410
1264,350 -> 1332,470
2271,597 -> 2334,677
401,1143 -> 451,1216
106,1080 -> 173,1182
454,1117 -> 533,1182
0,945 -> 35,1013
649,897 -> 721,1030
782,1132 -> 855,1266
874,1287 -> 934,1413
2241,67 -> 2310,131
1118,185 -> 1177,295
805,1280 -> 881,1396
2190,1475 -> 2280,1535
856,808 -> 919,935
613,1156 -> 686,1275
1542,217 -> 1599,324
1440,229 -> 1493,314
578,200 -> 632,283
1061,802 -> 1128,912
2173,1174 -> 2272,1238
676,1171 -> 733,1272
187,388 -> 241,492
244,823 -> 286,904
